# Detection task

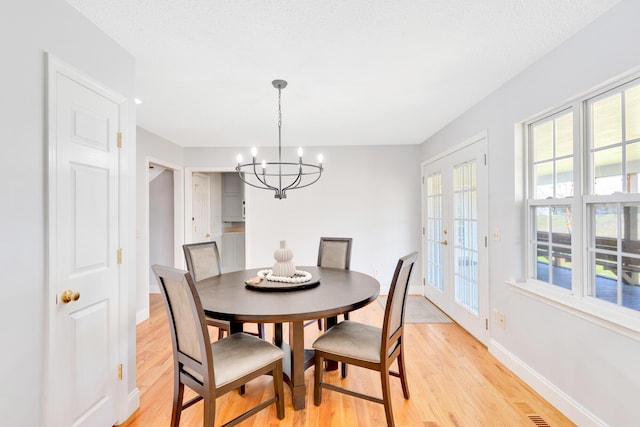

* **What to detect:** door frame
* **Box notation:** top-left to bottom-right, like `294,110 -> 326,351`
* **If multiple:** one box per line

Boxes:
145,157 -> 184,296
421,130 -> 490,344
185,167 -> 249,264
45,53 -> 135,425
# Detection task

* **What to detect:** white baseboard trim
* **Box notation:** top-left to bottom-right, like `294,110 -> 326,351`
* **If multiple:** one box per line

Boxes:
489,339 -> 607,427
136,308 -> 149,325
116,387 -> 140,425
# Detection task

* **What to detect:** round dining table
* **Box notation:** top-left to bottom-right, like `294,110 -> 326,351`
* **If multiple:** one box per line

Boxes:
194,266 -> 380,410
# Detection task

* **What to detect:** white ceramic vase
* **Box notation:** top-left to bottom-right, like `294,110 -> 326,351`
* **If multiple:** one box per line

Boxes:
272,240 -> 296,277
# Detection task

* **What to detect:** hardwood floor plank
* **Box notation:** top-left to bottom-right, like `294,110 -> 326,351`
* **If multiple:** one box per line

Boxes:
117,295 -> 574,426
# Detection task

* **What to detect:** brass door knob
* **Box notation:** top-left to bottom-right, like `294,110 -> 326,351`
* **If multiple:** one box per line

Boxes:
61,290 -> 80,304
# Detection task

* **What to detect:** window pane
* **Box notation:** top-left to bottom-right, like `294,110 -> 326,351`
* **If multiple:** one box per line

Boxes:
592,93 -> 622,149
556,158 -> 573,198
533,120 -> 553,161
627,143 -> 640,193
621,255 -> 640,310
552,249 -> 572,289
556,112 -> 573,157
625,84 -> 640,141
593,146 -> 623,195
534,162 -> 553,199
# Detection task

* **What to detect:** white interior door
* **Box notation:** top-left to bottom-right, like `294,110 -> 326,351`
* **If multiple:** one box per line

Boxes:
192,173 -> 211,242
48,61 -> 121,426
423,137 -> 489,344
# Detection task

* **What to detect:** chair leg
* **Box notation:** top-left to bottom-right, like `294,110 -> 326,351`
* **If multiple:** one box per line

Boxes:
202,393 -> 215,427
273,361 -> 285,419
397,349 -> 410,399
314,354 -> 324,406
381,369 -> 395,427
170,380 -> 184,427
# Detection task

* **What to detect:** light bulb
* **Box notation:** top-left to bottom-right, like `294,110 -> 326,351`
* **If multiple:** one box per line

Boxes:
251,147 -> 257,157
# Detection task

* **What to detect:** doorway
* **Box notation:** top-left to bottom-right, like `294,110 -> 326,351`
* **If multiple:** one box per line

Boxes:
185,169 -> 247,273
422,133 -> 489,344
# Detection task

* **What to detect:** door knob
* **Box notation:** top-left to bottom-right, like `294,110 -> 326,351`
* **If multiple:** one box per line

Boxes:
60,290 -> 80,304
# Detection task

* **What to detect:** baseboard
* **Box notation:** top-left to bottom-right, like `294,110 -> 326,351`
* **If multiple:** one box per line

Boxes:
116,387 -> 140,425
136,308 -> 149,325
489,339 -> 607,427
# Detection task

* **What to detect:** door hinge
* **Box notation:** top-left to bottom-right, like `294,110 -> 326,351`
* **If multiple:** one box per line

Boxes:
117,132 -> 123,148
117,248 -> 123,264
118,363 -> 123,380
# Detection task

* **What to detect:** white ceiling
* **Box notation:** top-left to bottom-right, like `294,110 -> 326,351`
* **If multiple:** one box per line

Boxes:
66,0 -> 620,148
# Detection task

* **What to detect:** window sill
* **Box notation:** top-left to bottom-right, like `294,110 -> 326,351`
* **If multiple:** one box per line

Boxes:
508,279 -> 640,340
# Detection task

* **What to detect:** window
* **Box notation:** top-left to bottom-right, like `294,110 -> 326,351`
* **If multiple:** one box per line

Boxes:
526,75 -> 640,319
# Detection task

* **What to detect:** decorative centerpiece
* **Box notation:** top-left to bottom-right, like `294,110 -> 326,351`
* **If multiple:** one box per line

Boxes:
245,240 -> 318,291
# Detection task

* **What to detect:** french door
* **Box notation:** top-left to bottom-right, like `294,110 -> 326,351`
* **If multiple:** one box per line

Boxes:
423,136 -> 489,344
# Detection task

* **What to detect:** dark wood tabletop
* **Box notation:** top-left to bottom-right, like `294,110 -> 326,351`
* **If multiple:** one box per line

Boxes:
194,265 -> 380,410
194,266 -> 380,323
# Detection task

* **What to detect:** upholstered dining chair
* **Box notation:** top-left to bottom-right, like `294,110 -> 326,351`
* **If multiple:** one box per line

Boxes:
183,241 -> 264,339
312,252 -> 418,427
152,265 -> 285,427
305,237 -> 353,329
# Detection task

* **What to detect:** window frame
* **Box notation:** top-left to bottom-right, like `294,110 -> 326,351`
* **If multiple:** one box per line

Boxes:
516,72 -> 640,337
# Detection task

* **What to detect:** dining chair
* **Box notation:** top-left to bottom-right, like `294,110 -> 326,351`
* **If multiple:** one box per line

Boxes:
312,252 -> 418,427
152,265 -> 285,427
183,241 -> 264,339
305,237 -> 353,329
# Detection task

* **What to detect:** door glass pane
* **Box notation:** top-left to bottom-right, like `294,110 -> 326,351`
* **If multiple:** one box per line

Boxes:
453,161 -> 479,315
426,172 -> 443,291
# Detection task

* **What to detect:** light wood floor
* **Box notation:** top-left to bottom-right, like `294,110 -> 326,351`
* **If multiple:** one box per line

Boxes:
117,294 -> 574,427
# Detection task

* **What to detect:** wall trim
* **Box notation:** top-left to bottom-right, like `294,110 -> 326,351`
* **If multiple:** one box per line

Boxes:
489,339 -> 608,427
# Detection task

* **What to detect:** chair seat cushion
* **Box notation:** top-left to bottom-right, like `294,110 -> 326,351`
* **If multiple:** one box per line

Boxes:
212,333 -> 283,387
312,320 -> 381,363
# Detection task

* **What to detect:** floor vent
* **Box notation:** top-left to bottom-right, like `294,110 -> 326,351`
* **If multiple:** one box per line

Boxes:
528,415 -> 551,427
513,401 -> 551,427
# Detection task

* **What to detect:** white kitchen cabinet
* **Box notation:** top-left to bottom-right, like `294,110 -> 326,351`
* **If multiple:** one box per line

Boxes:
221,232 -> 245,272
222,172 -> 245,222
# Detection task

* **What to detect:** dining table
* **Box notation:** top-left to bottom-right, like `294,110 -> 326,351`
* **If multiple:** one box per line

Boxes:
194,265 -> 380,410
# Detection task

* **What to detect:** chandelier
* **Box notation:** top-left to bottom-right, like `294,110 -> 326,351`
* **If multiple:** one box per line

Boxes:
236,80 -> 323,199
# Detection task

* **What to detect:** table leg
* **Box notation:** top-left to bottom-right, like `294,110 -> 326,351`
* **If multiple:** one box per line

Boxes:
289,321 -> 306,410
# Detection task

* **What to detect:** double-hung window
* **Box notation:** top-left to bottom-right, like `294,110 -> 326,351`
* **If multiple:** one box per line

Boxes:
526,74 -> 640,323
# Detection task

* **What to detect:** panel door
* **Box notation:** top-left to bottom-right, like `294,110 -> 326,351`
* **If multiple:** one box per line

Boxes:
50,70 -> 120,426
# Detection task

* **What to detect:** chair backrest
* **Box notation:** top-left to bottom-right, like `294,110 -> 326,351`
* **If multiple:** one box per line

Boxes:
183,241 -> 222,282
152,264 -> 214,387
381,252 -> 418,357
317,237 -> 352,270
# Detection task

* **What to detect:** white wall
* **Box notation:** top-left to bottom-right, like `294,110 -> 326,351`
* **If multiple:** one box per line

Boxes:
149,169 -> 175,285
420,1 -> 640,425
136,127 -> 184,320
184,145 -> 423,293
0,0 -> 136,425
